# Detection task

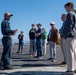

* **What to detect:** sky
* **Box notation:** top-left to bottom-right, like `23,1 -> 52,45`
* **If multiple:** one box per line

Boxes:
0,0 -> 76,42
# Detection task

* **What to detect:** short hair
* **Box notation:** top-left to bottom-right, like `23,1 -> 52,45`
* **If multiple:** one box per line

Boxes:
62,14 -> 67,17
32,24 -> 35,26
64,2 -> 74,9
42,28 -> 46,31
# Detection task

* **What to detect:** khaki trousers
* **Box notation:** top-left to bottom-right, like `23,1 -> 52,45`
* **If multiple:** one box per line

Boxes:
60,37 -> 66,62
65,38 -> 76,71
42,40 -> 47,54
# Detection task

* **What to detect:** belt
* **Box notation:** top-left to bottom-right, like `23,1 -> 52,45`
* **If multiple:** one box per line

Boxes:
3,35 -> 11,37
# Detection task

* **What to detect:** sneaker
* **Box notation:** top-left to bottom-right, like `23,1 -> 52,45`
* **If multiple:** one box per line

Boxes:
3,66 -> 13,70
43,54 -> 46,56
38,57 -> 42,59
48,58 -> 53,60
74,70 -> 76,73
30,54 -> 33,57
60,61 -> 66,65
34,56 -> 38,58
62,70 -> 74,75
33,54 -> 37,57
51,59 -> 56,62
16,51 -> 19,53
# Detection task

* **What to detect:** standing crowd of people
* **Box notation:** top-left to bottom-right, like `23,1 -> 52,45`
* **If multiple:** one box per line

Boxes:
29,23 -> 48,59
29,22 -> 58,61
60,2 -> 76,75
0,1 -> 76,75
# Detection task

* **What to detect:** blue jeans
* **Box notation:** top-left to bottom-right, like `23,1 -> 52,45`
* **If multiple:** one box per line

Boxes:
36,39 -> 42,57
18,41 -> 24,52
1,37 -> 12,67
49,41 -> 56,59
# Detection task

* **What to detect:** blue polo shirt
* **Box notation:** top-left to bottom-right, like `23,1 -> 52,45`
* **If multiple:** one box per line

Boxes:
36,28 -> 42,39
59,22 -> 65,38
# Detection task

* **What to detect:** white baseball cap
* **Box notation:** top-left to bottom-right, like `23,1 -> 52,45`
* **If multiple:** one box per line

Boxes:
50,22 -> 55,25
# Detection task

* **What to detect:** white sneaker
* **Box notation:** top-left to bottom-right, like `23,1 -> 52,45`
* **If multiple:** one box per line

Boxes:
51,59 -> 56,62
38,57 -> 42,59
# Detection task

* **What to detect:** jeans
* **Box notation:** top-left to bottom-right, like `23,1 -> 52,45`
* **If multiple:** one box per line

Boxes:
36,39 -> 42,57
1,37 -> 12,67
49,41 -> 56,59
18,41 -> 24,52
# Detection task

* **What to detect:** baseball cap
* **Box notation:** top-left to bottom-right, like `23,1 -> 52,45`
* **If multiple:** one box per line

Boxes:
21,31 -> 24,33
50,22 -> 55,25
4,12 -> 13,17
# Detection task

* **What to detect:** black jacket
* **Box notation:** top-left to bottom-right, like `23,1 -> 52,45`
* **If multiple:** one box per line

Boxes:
29,28 -> 36,40
18,34 -> 24,41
